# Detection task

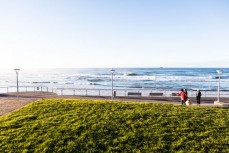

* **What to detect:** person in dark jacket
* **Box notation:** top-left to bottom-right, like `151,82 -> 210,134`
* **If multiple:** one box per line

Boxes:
196,89 -> 201,105
184,89 -> 188,101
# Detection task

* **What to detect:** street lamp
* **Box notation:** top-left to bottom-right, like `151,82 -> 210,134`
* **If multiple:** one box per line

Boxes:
216,70 -> 223,102
110,68 -> 115,100
14,69 -> 20,98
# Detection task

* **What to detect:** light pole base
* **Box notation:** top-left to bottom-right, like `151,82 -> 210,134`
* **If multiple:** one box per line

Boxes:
214,101 -> 229,106
214,101 -> 221,105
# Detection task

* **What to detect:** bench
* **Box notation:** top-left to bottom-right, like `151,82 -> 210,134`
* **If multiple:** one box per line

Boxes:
127,92 -> 142,96
171,93 -> 178,96
149,93 -> 163,96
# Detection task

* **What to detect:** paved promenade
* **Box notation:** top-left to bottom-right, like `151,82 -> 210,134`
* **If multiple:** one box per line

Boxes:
1,92 -> 229,116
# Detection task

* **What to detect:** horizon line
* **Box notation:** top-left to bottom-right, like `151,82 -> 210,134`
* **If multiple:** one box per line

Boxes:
0,67 -> 228,70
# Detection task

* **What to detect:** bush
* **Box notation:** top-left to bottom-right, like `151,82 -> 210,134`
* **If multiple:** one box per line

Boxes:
0,99 -> 229,152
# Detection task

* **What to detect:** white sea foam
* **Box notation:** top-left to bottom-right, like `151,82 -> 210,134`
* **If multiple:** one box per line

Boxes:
0,68 -> 229,91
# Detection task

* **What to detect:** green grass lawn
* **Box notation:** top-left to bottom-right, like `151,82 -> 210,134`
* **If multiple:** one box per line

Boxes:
0,99 -> 229,152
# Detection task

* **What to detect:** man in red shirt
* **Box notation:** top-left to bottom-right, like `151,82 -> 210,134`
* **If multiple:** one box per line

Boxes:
177,89 -> 187,105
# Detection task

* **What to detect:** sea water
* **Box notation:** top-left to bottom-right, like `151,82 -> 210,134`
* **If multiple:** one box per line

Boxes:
0,68 -> 229,92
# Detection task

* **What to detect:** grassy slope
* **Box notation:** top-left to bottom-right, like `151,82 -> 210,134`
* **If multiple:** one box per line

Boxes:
0,99 -> 229,152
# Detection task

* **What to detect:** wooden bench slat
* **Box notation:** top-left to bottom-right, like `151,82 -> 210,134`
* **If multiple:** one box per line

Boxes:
171,93 -> 178,96
149,93 -> 163,96
127,92 -> 142,96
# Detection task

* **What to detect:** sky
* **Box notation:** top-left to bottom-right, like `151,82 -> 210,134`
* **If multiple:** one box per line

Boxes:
0,0 -> 229,69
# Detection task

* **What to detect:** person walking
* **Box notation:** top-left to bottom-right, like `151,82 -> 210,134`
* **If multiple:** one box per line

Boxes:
196,89 -> 201,105
177,89 -> 187,105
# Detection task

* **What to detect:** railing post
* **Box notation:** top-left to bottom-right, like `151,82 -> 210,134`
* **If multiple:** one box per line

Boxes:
7,87 -> 8,93
41,87 -> 43,92
61,89 -> 63,95
99,90 -> 100,96
26,87 -> 27,92
86,89 -> 87,96
74,89 -> 75,96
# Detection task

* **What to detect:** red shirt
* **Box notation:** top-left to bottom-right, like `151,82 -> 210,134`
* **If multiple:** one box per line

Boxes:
177,91 -> 186,100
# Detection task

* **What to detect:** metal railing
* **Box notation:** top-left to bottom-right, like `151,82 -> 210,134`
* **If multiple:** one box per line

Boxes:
55,88 -> 229,98
1,86 -> 229,98
0,86 -> 51,93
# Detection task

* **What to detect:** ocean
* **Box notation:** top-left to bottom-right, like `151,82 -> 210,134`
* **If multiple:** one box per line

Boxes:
0,68 -> 229,92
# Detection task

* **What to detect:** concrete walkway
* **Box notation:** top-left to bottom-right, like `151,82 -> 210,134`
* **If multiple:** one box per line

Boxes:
0,92 -> 57,116
1,92 -> 229,116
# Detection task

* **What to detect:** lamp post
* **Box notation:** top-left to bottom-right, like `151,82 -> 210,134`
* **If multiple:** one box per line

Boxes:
14,69 -> 20,98
216,70 -> 223,102
110,68 -> 115,100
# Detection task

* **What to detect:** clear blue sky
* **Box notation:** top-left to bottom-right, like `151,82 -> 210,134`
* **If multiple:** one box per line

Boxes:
0,0 -> 229,68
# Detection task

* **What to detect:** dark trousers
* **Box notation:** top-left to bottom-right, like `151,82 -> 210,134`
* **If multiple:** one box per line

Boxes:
181,100 -> 186,105
197,97 -> 201,104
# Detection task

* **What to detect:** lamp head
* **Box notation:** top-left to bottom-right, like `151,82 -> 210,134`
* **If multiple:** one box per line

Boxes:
216,70 -> 223,75
14,69 -> 20,73
110,68 -> 115,73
